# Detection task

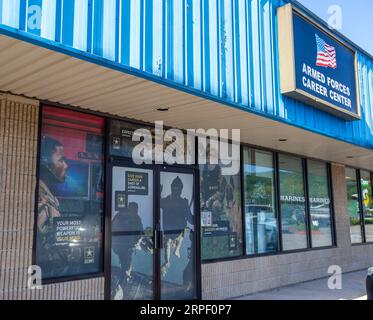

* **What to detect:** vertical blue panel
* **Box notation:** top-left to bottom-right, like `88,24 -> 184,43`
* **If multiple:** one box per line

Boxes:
234,0 -> 242,104
41,0 -> 57,40
93,0 -> 103,56
18,0 -> 27,31
120,0 -> 130,66
73,0 -> 88,51
129,0 -> 140,69
173,0 -> 183,83
0,0 -> 3,25
114,0 -> 120,62
186,0 -> 194,87
225,0 -> 234,101
166,0 -> 174,80
2,0 -> 20,28
139,0 -> 144,70
86,0 -> 92,52
144,0 -> 153,73
102,0 -> 116,60
55,0 -> 62,42
202,0 -> 210,93
250,0 -> 262,110
218,0 -> 225,98
191,0 -> 201,90
152,0 -> 162,76
62,0 -> 74,47
208,0 -> 218,96
27,0 -> 42,36
263,0 -> 274,114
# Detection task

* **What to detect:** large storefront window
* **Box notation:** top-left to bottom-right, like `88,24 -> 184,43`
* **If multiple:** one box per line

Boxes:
36,106 -> 105,279
243,148 -> 278,255
345,167 -> 362,244
199,140 -> 243,260
279,154 -> 308,251
360,171 -> 373,242
307,160 -> 333,247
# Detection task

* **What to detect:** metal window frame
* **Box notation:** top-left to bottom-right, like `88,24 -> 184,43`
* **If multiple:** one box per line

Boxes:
32,104 -> 107,285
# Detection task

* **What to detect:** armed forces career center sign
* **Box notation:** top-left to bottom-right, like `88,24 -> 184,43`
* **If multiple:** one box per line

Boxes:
277,4 -> 361,120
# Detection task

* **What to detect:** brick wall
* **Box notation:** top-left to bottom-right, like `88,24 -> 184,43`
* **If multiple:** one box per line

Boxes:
0,94 -> 104,300
201,163 -> 373,299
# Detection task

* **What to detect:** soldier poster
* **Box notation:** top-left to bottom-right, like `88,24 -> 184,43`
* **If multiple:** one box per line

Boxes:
36,106 -> 104,279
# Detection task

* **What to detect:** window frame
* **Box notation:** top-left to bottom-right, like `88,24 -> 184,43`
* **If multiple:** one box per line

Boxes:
346,166 -> 373,246
33,104 -> 107,284
205,145 -> 337,264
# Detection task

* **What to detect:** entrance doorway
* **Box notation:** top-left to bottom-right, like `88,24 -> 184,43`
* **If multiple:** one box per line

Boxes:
108,163 -> 199,300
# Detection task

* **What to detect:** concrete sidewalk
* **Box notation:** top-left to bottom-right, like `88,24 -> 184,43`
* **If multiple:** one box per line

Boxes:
234,270 -> 368,300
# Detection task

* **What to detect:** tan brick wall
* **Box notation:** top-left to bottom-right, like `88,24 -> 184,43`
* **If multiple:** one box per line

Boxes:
201,163 -> 373,299
0,94 -> 104,300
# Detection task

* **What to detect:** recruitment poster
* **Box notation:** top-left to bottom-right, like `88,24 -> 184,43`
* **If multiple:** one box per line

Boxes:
36,106 -> 105,279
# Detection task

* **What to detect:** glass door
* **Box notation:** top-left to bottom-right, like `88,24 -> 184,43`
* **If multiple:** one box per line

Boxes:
159,169 -> 197,300
109,165 -> 199,300
110,166 -> 155,300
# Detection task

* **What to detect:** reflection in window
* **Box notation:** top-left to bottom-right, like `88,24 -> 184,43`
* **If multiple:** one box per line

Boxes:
279,154 -> 307,251
345,167 -> 362,244
199,139 -> 243,260
360,171 -> 373,242
307,160 -> 333,247
243,148 -> 278,255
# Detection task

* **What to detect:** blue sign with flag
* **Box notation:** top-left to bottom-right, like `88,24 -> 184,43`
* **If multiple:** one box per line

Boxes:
291,12 -> 359,118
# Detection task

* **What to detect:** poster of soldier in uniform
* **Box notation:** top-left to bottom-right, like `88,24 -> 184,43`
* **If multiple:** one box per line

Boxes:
36,106 -> 104,279
199,139 -> 243,260
159,172 -> 196,300
111,167 -> 154,300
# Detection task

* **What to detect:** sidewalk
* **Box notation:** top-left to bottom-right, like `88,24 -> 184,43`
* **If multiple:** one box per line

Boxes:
234,270 -> 368,300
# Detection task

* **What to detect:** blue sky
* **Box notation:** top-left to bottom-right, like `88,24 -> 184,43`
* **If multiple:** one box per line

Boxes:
298,0 -> 373,56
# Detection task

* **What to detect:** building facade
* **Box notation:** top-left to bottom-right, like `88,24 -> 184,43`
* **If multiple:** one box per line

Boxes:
0,0 -> 373,300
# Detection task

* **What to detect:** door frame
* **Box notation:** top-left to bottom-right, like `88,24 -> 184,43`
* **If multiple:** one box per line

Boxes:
104,157 -> 202,300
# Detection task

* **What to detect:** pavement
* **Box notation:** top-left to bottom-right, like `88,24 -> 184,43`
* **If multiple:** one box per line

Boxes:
234,269 -> 368,300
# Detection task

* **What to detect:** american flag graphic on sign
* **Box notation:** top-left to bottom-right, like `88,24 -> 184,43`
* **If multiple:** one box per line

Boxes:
315,34 -> 337,69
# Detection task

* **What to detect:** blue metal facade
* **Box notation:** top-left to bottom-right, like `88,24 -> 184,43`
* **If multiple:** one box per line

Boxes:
0,0 -> 372,149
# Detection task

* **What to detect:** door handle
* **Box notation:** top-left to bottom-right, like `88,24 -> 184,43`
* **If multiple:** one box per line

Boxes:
154,229 -> 164,249
159,230 -> 164,249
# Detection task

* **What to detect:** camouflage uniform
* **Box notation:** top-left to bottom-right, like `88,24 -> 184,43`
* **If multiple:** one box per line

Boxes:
37,180 -> 67,276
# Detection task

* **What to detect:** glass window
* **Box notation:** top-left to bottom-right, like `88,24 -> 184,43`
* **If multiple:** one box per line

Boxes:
199,139 -> 243,260
307,160 -> 333,247
360,171 -> 373,242
279,154 -> 308,251
36,106 -> 105,279
109,119 -> 154,160
243,148 -> 278,255
109,119 -> 195,164
345,167 -> 363,244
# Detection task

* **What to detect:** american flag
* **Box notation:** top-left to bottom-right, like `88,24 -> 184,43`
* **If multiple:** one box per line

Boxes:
315,34 -> 337,69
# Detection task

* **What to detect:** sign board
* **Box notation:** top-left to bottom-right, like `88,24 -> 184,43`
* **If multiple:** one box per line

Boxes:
126,171 -> 149,195
277,4 -> 361,120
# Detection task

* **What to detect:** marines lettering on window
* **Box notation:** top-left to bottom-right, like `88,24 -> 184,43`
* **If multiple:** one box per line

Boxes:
36,106 -> 105,280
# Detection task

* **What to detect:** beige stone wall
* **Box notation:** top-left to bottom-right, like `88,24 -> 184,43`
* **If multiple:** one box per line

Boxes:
0,94 -> 104,300
201,163 -> 373,299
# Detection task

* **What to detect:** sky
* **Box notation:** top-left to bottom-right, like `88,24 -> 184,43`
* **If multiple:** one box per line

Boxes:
297,0 -> 373,56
